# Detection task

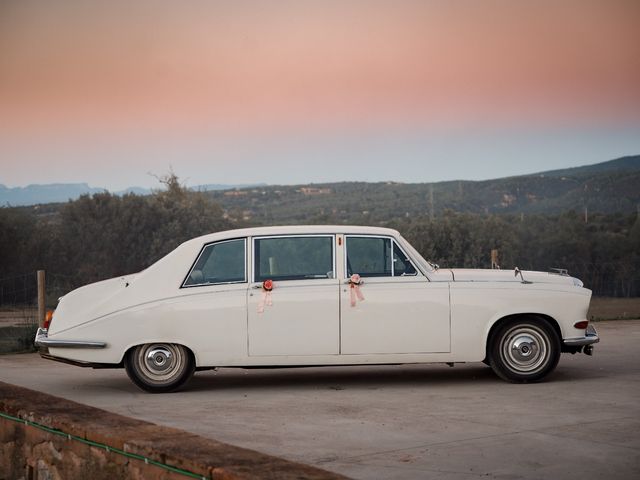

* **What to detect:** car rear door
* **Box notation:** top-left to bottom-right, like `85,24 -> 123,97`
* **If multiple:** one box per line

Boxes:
247,234 -> 340,356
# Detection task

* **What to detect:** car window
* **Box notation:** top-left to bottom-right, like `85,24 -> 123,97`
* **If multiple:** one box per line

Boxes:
254,236 -> 334,281
346,237 -> 392,277
184,238 -> 246,286
393,242 -> 417,276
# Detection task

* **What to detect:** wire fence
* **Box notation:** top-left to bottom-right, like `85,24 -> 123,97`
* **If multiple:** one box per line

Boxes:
0,273 -> 38,353
0,273 -> 37,309
0,272 -> 86,353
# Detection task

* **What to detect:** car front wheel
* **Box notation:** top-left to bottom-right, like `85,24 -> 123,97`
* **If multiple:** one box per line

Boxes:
125,343 -> 195,393
488,317 -> 560,383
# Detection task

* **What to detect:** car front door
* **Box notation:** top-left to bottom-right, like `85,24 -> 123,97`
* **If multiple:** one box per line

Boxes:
247,235 -> 340,356
340,235 -> 450,354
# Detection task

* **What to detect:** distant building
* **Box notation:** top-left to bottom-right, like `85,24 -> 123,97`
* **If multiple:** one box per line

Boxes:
501,193 -> 517,207
300,187 -> 331,195
224,190 -> 248,196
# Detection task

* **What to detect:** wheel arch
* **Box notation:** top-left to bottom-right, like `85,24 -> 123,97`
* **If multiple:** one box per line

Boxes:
484,313 -> 561,362
124,342 -> 198,393
123,341 -> 198,366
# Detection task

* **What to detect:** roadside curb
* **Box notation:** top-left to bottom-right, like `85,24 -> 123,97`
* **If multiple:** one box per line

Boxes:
0,381 -> 349,479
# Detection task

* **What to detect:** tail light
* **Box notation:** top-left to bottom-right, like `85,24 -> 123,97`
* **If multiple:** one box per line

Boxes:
44,310 -> 54,330
574,320 -> 589,329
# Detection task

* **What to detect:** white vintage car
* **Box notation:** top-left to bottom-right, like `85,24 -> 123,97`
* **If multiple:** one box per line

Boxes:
35,226 -> 599,392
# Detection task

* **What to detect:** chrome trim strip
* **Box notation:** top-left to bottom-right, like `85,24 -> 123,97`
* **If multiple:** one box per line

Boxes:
34,328 -> 107,349
563,325 -> 600,346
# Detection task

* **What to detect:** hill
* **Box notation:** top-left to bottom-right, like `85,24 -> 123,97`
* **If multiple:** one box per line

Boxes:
3,155 -> 638,219
209,155 -> 640,224
532,155 -> 640,177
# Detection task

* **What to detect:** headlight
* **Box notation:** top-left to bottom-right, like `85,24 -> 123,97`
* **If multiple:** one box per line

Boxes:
572,277 -> 584,288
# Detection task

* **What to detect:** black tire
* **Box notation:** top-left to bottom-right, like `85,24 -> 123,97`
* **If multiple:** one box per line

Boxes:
124,343 -> 195,393
488,317 -> 560,383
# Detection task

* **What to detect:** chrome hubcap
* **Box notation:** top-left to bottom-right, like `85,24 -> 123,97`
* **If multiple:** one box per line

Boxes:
502,326 -> 548,373
137,343 -> 184,383
146,347 -> 173,373
511,335 -> 538,361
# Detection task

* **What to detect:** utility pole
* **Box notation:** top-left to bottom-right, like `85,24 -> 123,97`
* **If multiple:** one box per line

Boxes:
37,270 -> 45,328
429,184 -> 434,221
583,182 -> 589,224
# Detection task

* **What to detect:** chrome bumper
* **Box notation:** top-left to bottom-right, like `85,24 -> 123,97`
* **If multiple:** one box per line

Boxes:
34,327 -> 107,349
563,324 -> 600,347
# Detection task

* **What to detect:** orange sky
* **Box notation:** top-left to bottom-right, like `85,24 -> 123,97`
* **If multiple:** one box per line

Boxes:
1,0 -> 639,188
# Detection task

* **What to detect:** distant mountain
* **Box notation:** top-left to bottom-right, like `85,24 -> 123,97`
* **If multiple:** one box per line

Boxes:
115,186 -> 151,196
192,183 -> 267,192
0,182 -> 266,206
0,183 -> 105,206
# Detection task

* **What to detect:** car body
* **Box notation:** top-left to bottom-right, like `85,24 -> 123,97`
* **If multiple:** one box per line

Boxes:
35,225 -> 599,392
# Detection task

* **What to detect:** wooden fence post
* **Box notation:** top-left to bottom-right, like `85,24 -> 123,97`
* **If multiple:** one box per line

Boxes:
37,270 -> 45,328
491,250 -> 499,269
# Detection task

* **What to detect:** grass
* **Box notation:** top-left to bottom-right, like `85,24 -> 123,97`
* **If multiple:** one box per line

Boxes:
0,325 -> 38,354
0,307 -> 38,354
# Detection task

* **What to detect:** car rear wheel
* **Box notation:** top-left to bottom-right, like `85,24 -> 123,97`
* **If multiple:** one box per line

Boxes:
125,343 -> 195,393
488,317 -> 560,383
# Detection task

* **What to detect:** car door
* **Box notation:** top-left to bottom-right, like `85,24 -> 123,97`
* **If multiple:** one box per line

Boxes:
340,235 -> 450,354
180,237 -> 249,363
247,235 -> 340,356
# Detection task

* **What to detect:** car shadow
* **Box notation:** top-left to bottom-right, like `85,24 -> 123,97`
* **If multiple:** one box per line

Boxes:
186,363 -> 501,392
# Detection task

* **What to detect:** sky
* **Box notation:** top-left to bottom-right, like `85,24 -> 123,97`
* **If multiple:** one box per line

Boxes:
1,0 -> 639,190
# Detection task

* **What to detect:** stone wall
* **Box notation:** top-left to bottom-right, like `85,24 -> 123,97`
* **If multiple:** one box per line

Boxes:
0,382 -> 347,480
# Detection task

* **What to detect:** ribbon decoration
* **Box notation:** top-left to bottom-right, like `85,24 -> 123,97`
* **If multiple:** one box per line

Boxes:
257,279 -> 274,314
349,274 -> 365,307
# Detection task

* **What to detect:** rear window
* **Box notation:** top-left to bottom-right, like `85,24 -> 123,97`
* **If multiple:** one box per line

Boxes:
183,238 -> 246,286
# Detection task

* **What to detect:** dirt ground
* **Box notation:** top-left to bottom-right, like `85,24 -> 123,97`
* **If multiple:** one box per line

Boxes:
588,297 -> 640,320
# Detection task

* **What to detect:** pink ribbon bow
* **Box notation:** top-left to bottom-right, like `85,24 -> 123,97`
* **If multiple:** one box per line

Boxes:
349,274 -> 365,307
257,279 -> 274,314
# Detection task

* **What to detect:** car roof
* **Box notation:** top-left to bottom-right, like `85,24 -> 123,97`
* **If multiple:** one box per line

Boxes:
182,225 -> 401,247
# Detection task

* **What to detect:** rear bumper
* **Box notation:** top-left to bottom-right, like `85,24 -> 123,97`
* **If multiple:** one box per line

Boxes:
34,327 -> 107,349
34,328 -> 118,369
38,352 -> 120,369
563,324 -> 600,347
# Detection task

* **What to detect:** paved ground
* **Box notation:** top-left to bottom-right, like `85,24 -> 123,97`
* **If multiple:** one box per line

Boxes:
1,320 -> 639,479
